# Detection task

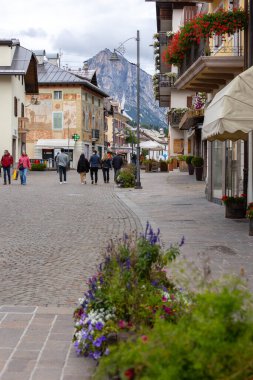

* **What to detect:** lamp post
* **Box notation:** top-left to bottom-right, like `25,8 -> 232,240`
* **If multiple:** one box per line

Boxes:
109,30 -> 142,189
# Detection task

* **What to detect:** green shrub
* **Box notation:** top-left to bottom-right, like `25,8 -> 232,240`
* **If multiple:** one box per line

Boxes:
159,160 -> 168,172
191,156 -> 204,167
117,166 -> 135,188
186,155 -> 194,165
95,278 -> 253,380
177,155 -> 187,161
31,163 -> 47,171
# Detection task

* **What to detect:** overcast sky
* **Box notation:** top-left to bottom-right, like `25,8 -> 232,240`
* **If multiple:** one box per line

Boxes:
0,0 -> 157,75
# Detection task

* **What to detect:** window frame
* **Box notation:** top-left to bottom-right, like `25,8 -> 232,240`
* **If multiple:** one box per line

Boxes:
52,111 -> 63,130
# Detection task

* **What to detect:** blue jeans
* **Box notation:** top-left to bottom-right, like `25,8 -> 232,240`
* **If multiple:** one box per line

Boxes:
20,168 -> 28,185
3,167 -> 11,184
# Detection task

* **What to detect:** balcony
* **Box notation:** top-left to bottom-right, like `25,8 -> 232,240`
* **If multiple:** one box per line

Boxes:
179,109 -> 205,130
169,109 -> 188,127
18,117 -> 29,134
175,42 -> 244,92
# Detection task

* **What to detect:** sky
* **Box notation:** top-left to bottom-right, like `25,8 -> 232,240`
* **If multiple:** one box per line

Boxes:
0,0 -> 157,75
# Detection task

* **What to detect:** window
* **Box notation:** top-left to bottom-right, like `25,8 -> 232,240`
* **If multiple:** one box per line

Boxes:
54,91 -> 62,100
21,103 -> 24,117
92,96 -> 94,105
98,99 -> 101,107
14,97 -> 18,117
53,112 -> 63,130
85,93 -> 88,101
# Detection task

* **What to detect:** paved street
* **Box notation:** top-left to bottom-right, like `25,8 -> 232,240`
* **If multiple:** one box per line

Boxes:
0,169 -> 253,380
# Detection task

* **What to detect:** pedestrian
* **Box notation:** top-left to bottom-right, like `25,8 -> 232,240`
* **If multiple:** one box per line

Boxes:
89,150 -> 101,185
1,150 -> 13,185
101,153 -> 112,183
131,153 -> 137,165
112,152 -> 124,182
18,151 -> 31,185
77,153 -> 90,184
55,152 -> 60,173
56,148 -> 69,184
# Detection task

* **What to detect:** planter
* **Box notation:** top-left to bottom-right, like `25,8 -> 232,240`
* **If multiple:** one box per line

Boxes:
179,161 -> 188,172
168,163 -> 174,171
225,203 -> 246,219
195,166 -> 203,181
187,163 -> 194,175
249,219 -> 253,236
173,159 -> 178,169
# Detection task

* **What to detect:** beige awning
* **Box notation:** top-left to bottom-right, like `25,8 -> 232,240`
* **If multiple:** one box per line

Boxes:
202,65 -> 253,141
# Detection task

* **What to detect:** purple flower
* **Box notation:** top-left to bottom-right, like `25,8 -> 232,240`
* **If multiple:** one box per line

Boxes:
93,351 -> 101,360
104,348 -> 110,356
95,322 -> 104,331
93,336 -> 106,347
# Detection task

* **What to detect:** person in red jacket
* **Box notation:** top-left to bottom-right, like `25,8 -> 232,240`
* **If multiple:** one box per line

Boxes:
18,151 -> 31,185
1,150 -> 13,185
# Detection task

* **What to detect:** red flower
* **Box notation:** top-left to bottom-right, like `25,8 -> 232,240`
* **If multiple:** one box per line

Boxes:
141,335 -> 148,343
124,368 -> 135,380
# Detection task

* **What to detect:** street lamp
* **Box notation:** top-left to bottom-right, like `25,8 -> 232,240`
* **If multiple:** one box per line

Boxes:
109,30 -> 142,189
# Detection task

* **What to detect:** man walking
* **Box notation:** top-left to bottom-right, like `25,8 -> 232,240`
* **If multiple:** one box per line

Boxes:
56,149 -> 69,184
1,150 -> 13,185
89,150 -> 101,184
112,152 -> 123,182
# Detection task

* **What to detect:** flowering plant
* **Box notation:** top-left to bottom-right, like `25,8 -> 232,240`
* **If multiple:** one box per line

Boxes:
73,223 -> 190,361
162,9 -> 247,66
246,202 -> 253,219
221,193 -> 247,206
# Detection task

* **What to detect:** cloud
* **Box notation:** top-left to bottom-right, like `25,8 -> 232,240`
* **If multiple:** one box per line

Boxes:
19,28 -> 47,38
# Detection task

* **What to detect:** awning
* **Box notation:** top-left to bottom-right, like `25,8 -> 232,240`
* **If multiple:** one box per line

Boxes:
140,140 -> 165,150
202,65 -> 253,141
35,139 -> 75,148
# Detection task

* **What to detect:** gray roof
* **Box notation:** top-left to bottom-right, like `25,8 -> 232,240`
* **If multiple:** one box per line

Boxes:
38,62 -> 108,97
0,45 -> 35,75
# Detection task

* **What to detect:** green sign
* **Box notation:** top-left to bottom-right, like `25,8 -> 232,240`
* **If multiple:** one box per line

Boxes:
72,133 -> 80,141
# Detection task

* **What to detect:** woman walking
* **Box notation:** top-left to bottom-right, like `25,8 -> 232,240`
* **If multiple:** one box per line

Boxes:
101,153 -> 112,183
18,151 -> 31,185
77,153 -> 90,184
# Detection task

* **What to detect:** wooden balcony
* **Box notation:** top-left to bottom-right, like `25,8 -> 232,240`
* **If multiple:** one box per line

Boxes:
175,42 -> 244,92
169,110 -> 187,127
179,109 -> 205,130
18,117 -> 29,134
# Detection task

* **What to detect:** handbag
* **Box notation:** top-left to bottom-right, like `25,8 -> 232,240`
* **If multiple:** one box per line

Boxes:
19,163 -> 24,170
12,169 -> 19,180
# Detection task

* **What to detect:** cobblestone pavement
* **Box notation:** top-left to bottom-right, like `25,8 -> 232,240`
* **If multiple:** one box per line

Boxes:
0,170 -> 142,380
0,170 -> 142,306
1,169 -> 253,380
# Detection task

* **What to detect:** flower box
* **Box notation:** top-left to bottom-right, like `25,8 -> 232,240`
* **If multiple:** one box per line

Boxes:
225,203 -> 246,219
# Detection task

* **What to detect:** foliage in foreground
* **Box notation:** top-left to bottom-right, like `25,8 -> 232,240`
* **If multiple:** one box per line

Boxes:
72,224 -> 187,360
94,278 -> 253,380
117,164 -> 136,188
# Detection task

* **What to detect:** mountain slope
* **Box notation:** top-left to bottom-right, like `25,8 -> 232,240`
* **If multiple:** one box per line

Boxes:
87,49 -> 167,129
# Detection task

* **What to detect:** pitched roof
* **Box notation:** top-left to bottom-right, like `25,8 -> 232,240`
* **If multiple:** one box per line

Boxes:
0,45 -> 35,74
37,62 -> 108,97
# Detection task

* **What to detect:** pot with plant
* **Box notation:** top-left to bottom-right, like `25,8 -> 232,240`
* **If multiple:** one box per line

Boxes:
167,158 -> 174,172
191,156 -> 204,181
185,155 -> 194,175
160,160 -> 168,172
222,194 -> 247,219
246,202 -> 253,235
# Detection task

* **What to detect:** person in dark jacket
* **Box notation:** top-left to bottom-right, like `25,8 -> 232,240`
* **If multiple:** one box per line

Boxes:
1,150 -> 13,185
77,153 -> 90,184
89,150 -> 101,184
112,153 -> 123,182
101,153 -> 112,183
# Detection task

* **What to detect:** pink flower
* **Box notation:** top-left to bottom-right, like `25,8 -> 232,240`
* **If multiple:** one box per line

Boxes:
118,320 -> 127,329
141,335 -> 148,343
